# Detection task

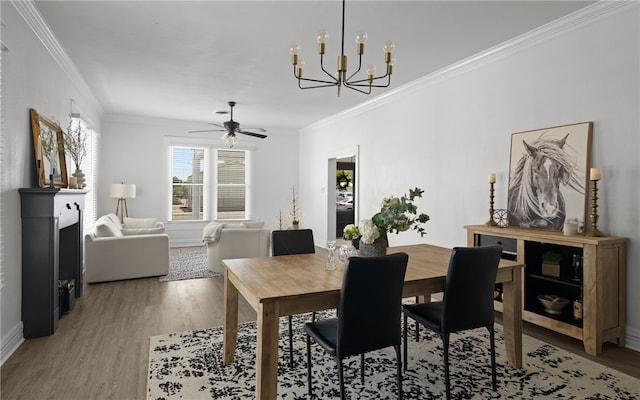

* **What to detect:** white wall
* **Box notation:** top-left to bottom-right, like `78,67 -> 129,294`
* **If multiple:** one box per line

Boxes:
299,4 -> 640,349
0,2 -> 103,362
99,114 -> 300,246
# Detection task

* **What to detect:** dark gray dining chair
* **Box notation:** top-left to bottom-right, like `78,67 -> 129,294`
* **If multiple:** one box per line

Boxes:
402,245 -> 502,400
271,229 -> 316,368
305,253 -> 409,400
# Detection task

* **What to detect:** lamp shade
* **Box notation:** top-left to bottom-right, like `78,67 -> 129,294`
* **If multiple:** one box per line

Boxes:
109,183 -> 136,199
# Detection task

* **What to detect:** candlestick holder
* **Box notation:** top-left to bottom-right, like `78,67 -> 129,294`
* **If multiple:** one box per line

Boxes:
486,182 -> 498,226
587,179 -> 604,237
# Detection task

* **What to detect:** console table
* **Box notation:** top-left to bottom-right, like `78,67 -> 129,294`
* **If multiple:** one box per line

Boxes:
20,188 -> 87,338
465,224 -> 627,355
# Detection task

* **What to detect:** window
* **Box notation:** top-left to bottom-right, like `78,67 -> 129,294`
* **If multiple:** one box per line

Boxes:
216,150 -> 246,219
170,146 -> 249,221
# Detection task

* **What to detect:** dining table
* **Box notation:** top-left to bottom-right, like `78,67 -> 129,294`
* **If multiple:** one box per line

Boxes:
223,243 -> 524,400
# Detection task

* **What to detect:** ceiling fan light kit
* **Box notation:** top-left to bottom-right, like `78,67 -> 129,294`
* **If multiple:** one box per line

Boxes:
188,101 -> 267,147
289,0 -> 395,96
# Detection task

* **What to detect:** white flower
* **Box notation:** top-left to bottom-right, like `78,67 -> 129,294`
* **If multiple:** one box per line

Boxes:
359,219 -> 380,244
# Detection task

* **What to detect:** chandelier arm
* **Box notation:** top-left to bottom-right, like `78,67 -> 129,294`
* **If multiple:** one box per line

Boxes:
345,75 -> 391,89
342,82 -> 372,95
319,54 -> 340,83
347,69 -> 390,85
344,54 -> 364,83
298,79 -> 340,89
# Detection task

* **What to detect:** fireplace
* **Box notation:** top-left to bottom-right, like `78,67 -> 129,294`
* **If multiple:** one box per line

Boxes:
20,188 -> 86,338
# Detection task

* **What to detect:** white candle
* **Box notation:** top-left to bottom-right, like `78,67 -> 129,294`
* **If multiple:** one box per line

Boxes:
488,173 -> 496,183
590,167 -> 602,181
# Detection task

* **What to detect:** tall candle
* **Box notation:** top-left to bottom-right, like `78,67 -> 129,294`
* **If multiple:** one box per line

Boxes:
590,167 -> 602,181
488,173 -> 496,183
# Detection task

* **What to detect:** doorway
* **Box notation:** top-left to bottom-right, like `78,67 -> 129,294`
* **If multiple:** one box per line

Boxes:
335,157 -> 356,238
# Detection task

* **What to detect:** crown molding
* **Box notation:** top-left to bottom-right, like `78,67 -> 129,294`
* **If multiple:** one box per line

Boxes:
303,1 -> 638,132
11,0 -> 103,115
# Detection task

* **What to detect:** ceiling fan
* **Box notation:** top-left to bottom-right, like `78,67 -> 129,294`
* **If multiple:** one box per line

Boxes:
189,101 -> 267,146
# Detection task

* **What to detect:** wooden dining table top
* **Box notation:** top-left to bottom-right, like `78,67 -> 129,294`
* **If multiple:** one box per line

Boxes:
223,243 -> 523,309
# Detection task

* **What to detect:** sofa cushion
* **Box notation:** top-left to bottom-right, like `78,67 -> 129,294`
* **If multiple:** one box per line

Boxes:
123,217 -> 158,229
242,221 -> 265,229
122,227 -> 165,236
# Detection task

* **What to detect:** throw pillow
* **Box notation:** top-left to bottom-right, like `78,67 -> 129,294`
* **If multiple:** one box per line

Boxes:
123,217 -> 157,229
242,221 -> 265,229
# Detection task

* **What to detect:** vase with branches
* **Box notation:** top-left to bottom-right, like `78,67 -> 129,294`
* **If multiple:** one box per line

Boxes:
289,185 -> 301,229
63,118 -> 88,188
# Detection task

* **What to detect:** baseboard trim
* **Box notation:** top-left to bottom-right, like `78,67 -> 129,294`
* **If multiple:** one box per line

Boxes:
625,326 -> 640,352
1,322 -> 24,366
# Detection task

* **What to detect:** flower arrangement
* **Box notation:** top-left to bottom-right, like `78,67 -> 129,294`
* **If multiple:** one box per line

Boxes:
345,187 -> 430,245
342,224 -> 360,240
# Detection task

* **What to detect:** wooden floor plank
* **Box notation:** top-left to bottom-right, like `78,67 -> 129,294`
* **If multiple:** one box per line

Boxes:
1,275 -> 638,399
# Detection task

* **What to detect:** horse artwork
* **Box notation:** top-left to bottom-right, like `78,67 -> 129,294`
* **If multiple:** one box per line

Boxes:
507,123 -> 593,231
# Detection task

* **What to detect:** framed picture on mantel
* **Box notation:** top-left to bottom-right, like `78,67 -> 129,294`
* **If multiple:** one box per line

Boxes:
507,122 -> 593,231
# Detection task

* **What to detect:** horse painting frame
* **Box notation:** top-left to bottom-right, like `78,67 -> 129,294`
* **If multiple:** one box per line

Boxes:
507,122 -> 593,232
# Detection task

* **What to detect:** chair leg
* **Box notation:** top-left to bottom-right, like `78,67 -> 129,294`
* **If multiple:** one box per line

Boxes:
403,313 -> 409,371
338,357 -> 346,400
360,353 -> 365,385
306,334 -> 313,396
443,333 -> 451,400
288,315 -> 294,368
414,296 -> 420,341
394,345 -> 403,400
489,326 -> 497,391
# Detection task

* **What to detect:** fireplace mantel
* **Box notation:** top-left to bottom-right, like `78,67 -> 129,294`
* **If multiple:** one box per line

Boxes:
19,188 -> 87,338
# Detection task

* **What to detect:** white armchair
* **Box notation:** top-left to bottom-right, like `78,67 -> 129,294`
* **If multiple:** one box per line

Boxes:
84,214 -> 170,283
203,222 -> 270,274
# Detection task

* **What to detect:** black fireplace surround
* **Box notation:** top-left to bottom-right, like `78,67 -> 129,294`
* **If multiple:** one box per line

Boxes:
19,188 -> 86,338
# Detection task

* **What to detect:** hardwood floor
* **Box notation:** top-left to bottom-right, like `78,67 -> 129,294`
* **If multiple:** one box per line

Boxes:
1,275 -> 639,399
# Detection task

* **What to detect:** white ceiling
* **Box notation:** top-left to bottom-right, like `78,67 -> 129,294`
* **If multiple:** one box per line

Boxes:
34,1 -> 594,134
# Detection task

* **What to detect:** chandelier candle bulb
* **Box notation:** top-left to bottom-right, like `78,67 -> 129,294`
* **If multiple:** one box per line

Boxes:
489,173 -> 496,183
590,167 -> 601,181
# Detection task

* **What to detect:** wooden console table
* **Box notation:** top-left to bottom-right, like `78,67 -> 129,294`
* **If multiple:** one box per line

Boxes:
466,225 -> 627,355
20,188 -> 87,338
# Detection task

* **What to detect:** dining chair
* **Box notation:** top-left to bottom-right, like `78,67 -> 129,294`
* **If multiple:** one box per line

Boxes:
402,245 -> 502,400
271,229 -> 316,368
304,252 -> 409,400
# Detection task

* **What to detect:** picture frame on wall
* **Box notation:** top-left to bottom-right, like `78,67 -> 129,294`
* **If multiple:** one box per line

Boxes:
507,122 -> 593,231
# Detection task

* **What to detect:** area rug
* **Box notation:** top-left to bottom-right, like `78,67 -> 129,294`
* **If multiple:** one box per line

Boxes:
160,246 -> 219,282
147,311 -> 640,399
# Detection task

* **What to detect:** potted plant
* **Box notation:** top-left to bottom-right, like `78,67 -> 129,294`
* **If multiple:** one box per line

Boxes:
541,251 -> 562,277
342,224 -> 360,249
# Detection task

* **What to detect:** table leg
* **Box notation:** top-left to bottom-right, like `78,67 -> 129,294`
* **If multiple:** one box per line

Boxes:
501,267 -> 523,368
223,269 -> 239,365
256,301 -> 279,400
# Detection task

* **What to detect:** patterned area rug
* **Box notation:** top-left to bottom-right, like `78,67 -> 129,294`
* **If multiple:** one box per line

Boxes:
160,246 -> 219,282
147,311 -> 640,399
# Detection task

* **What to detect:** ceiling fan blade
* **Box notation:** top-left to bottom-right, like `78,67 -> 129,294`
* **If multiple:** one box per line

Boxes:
208,122 -> 226,128
188,129 -> 225,133
239,127 -> 267,133
237,130 -> 268,139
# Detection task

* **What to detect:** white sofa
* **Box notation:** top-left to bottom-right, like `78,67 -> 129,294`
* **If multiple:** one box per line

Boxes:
203,222 -> 270,274
84,213 -> 170,283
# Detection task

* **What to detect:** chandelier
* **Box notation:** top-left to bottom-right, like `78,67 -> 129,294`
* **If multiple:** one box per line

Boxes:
289,0 -> 395,96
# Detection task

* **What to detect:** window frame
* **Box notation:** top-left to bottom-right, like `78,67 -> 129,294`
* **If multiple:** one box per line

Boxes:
166,137 -> 253,222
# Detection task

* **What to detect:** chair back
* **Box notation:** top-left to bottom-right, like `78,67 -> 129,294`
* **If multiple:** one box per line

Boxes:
271,229 -> 315,255
337,252 -> 409,358
442,245 -> 502,333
